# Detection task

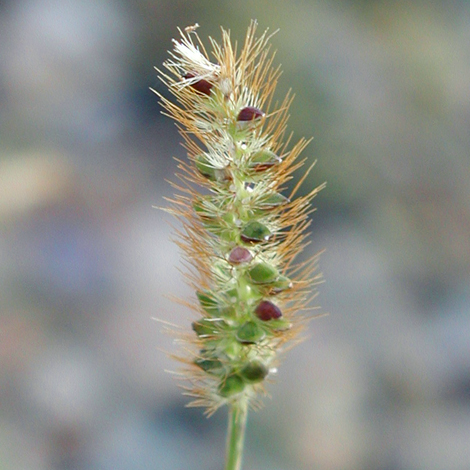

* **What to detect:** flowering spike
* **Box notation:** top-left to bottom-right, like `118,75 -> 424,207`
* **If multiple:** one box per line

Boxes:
156,22 -> 325,465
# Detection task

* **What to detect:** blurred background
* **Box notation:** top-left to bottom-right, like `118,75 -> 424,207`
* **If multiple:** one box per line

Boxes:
1,0 -> 470,469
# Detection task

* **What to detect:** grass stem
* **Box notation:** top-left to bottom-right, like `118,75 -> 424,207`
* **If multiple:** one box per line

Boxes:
225,396 -> 249,470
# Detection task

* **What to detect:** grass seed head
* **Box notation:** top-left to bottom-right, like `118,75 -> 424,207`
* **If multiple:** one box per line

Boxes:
157,20 -> 324,414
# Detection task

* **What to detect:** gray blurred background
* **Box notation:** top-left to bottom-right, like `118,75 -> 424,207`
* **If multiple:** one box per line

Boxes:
1,1 -> 470,469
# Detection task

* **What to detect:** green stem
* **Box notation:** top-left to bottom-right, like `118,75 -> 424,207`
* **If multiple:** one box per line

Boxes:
225,396 -> 249,470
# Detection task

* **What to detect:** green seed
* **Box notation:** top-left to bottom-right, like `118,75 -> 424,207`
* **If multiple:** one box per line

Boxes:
240,221 -> 272,243
195,155 -> 231,182
218,374 -> 245,397
223,287 -> 238,302
194,358 -> 224,374
247,262 -> 279,284
192,195 -> 227,224
191,319 -> 224,336
196,289 -> 217,306
195,155 -> 216,179
223,340 -> 242,359
258,192 -> 290,210
196,290 -> 221,315
240,361 -> 269,383
270,274 -> 293,294
193,199 -> 216,221
195,348 -> 225,375
236,321 -> 266,344
249,150 -> 281,171
196,290 -> 235,318
268,318 -> 293,331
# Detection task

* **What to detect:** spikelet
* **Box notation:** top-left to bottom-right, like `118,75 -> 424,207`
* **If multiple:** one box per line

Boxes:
155,21 -> 325,415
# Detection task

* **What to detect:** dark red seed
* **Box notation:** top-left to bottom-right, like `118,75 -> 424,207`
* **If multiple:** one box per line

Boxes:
184,72 -> 213,96
255,300 -> 282,321
228,246 -> 253,265
237,106 -> 265,122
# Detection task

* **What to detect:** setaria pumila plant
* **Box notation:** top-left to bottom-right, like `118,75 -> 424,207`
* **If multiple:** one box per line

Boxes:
154,21 -> 325,470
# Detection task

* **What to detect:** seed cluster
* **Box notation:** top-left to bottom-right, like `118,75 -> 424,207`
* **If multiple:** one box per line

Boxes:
156,22 -> 324,413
